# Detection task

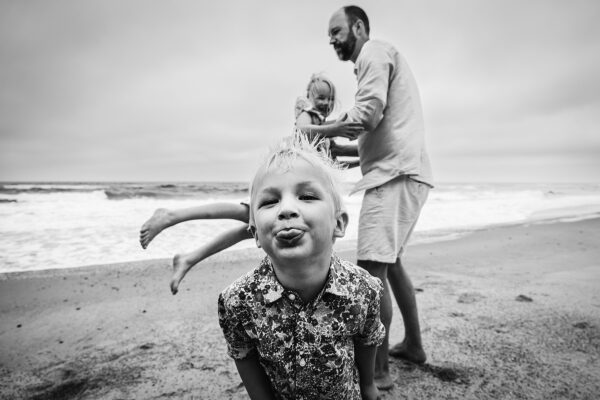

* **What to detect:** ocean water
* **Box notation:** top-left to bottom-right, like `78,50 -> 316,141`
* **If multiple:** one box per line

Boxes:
1,181 -> 599,274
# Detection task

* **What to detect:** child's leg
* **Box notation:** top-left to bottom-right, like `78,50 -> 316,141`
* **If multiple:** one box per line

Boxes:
140,202 -> 249,249
170,224 -> 252,295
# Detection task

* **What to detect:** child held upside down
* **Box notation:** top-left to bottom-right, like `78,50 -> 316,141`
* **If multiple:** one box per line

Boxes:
218,134 -> 384,400
139,74 -> 362,294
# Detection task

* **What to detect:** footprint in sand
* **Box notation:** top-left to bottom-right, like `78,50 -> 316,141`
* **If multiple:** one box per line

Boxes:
457,292 -> 485,304
515,294 -> 533,302
573,321 -> 592,329
422,364 -> 471,385
397,361 -> 472,385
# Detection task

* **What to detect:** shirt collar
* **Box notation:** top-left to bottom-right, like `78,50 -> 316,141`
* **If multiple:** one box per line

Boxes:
258,254 -> 351,304
256,257 -> 285,304
353,39 -> 371,75
306,107 -> 326,123
323,254 -> 352,298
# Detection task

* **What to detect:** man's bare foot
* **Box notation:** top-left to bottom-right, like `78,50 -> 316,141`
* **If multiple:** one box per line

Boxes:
389,340 -> 427,364
139,208 -> 173,249
170,254 -> 193,295
374,373 -> 394,391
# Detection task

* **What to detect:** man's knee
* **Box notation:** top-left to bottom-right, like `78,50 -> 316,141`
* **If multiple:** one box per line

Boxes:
357,259 -> 390,279
390,256 -> 414,275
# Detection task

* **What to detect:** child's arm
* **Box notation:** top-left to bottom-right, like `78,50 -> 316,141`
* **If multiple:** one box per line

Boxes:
296,111 -> 364,140
219,293 -> 276,399
354,343 -> 380,400
234,355 -> 277,400
170,224 -> 252,294
354,276 -> 386,400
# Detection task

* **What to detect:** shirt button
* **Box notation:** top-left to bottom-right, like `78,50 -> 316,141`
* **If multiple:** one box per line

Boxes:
288,293 -> 296,301
299,359 -> 306,367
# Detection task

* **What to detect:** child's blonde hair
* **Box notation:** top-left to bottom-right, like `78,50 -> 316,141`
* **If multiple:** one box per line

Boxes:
248,131 -> 345,226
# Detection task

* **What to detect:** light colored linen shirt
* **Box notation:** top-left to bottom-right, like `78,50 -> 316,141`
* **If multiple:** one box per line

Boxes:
347,39 -> 433,193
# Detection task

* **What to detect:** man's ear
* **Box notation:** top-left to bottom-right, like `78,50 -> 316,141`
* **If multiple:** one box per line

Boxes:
333,210 -> 349,239
353,20 -> 365,38
248,225 -> 261,248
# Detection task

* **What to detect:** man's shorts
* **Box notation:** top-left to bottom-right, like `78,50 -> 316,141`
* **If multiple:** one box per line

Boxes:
357,175 -> 429,264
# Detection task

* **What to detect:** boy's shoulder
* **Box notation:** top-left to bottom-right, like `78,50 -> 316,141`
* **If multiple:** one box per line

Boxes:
219,256 -> 281,307
331,255 -> 384,296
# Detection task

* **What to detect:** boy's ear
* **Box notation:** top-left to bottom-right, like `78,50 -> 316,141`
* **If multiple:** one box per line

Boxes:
248,225 -> 261,248
333,210 -> 349,239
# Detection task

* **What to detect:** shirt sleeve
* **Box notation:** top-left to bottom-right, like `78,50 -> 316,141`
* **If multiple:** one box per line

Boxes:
354,277 -> 386,347
346,44 -> 391,132
218,292 -> 257,360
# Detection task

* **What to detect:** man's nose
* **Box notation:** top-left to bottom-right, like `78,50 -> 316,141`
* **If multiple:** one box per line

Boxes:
329,36 -> 336,45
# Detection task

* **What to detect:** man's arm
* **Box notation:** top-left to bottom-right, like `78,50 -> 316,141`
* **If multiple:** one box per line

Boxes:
346,44 -> 391,132
330,141 -> 358,157
234,355 -> 277,400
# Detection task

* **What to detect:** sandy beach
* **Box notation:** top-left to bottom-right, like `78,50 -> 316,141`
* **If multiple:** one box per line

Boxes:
1,218 -> 599,399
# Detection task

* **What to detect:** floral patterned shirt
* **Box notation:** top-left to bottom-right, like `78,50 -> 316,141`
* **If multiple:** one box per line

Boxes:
218,254 -> 385,400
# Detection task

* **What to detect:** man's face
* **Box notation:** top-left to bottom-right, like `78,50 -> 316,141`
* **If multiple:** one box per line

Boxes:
328,10 -> 357,61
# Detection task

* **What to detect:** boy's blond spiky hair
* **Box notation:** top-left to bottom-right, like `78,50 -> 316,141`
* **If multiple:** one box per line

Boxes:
248,130 -> 345,226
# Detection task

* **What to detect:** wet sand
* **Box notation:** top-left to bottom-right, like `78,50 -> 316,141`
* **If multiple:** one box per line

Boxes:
1,218 -> 599,399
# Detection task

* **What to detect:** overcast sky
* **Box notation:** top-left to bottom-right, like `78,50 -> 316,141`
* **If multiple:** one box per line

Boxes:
1,0 -> 599,183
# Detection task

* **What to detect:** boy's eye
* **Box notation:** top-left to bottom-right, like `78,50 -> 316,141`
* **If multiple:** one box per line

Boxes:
299,193 -> 319,201
258,198 -> 278,208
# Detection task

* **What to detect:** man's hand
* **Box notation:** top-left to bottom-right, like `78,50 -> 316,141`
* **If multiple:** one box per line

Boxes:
328,119 -> 364,140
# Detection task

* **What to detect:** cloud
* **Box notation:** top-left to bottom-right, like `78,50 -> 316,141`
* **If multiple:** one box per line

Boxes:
1,0 -> 599,182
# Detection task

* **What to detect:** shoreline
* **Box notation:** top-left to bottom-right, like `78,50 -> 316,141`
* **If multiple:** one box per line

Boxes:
1,218 -> 599,399
3,208 -> 599,279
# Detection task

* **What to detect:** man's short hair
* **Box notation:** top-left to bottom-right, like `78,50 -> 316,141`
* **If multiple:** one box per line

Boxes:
343,5 -> 370,35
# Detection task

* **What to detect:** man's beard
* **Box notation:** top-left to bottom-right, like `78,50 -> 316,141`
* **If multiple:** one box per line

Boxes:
335,30 -> 357,61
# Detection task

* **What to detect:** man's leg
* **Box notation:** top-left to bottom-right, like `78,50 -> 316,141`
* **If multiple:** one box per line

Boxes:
358,259 -> 394,390
387,257 -> 426,363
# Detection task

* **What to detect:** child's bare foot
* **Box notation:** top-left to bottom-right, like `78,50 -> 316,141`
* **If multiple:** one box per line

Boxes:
388,340 -> 427,364
139,208 -> 173,249
374,373 -> 394,391
170,254 -> 193,295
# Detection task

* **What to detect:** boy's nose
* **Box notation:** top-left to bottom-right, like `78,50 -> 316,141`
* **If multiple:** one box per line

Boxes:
278,198 -> 299,220
278,209 -> 299,220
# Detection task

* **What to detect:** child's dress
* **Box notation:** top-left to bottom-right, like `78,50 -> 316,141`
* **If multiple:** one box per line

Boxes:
294,97 -> 331,154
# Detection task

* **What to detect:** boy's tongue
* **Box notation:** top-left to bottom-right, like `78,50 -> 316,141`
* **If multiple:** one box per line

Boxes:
276,229 -> 303,245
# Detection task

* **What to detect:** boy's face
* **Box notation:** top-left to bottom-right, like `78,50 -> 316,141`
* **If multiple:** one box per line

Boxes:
251,158 -> 347,264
